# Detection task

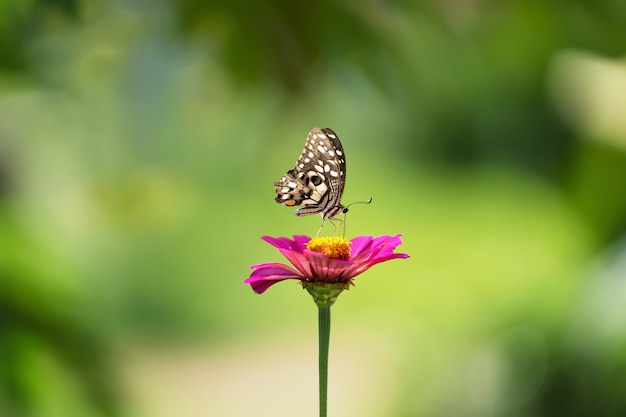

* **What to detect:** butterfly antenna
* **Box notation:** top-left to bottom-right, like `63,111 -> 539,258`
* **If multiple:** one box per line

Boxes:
346,197 -> 373,209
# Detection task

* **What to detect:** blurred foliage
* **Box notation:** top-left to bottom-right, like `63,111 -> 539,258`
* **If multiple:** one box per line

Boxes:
176,0 -> 626,174
0,205 -> 121,417
0,0 -> 78,72
1,0 -> 626,416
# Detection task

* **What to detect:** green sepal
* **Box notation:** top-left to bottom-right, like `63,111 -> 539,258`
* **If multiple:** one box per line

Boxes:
302,282 -> 348,307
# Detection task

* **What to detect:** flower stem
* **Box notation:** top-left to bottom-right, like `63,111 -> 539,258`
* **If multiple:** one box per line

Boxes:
318,305 -> 331,417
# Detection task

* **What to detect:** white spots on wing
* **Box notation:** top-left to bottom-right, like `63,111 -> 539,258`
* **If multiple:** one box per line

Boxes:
317,145 -> 327,154
287,181 -> 297,188
304,157 -> 310,163
324,164 -> 330,172
336,150 -> 343,156
314,165 -> 324,173
281,186 -> 290,193
327,132 -> 336,138
308,151 -> 314,158
282,193 -> 290,199
330,170 -> 338,177
298,163 -> 304,169
328,150 -> 335,157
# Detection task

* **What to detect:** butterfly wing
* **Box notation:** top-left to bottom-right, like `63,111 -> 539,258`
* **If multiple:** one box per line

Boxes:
275,127 -> 346,218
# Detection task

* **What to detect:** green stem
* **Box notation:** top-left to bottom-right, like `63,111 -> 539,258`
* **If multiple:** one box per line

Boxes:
318,305 -> 331,417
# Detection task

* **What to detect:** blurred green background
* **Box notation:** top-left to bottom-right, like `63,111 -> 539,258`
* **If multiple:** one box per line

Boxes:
2,0 -> 626,416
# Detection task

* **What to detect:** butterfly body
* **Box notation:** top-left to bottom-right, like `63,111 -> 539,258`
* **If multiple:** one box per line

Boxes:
275,127 -> 347,220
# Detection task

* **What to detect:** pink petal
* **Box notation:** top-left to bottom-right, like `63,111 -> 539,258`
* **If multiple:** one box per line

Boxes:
292,235 -> 312,249
248,262 -> 301,275
261,235 -> 310,252
346,252 -> 409,277
245,263 -> 303,294
278,249 -> 314,277
261,236 -> 298,251
246,279 -> 285,294
305,250 -> 352,282
351,234 -> 405,263
350,235 -> 375,257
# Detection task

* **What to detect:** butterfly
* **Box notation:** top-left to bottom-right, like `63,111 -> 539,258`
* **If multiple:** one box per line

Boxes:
275,127 -> 348,233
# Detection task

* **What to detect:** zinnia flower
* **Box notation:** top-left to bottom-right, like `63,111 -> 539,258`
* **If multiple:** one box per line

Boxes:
244,234 -> 409,301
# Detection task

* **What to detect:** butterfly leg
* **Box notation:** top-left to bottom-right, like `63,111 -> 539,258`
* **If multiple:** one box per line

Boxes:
316,217 -> 326,238
327,216 -> 345,237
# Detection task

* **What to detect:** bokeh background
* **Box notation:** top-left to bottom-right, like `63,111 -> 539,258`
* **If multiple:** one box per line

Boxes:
2,0 -> 626,416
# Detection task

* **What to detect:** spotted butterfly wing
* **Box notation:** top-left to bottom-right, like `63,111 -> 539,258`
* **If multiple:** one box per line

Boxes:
275,127 -> 347,219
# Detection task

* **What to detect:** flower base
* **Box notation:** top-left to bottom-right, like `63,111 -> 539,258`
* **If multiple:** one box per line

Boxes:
302,282 -> 348,307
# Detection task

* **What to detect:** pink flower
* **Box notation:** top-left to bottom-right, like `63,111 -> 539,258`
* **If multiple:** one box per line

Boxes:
244,234 -> 409,294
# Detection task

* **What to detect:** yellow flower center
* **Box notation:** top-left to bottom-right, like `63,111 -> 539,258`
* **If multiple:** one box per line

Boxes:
306,236 -> 351,260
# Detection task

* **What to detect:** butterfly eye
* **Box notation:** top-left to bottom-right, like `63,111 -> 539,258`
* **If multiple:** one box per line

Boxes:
310,175 -> 322,186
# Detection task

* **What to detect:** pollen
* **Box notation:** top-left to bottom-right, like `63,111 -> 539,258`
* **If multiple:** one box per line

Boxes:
307,236 -> 351,260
